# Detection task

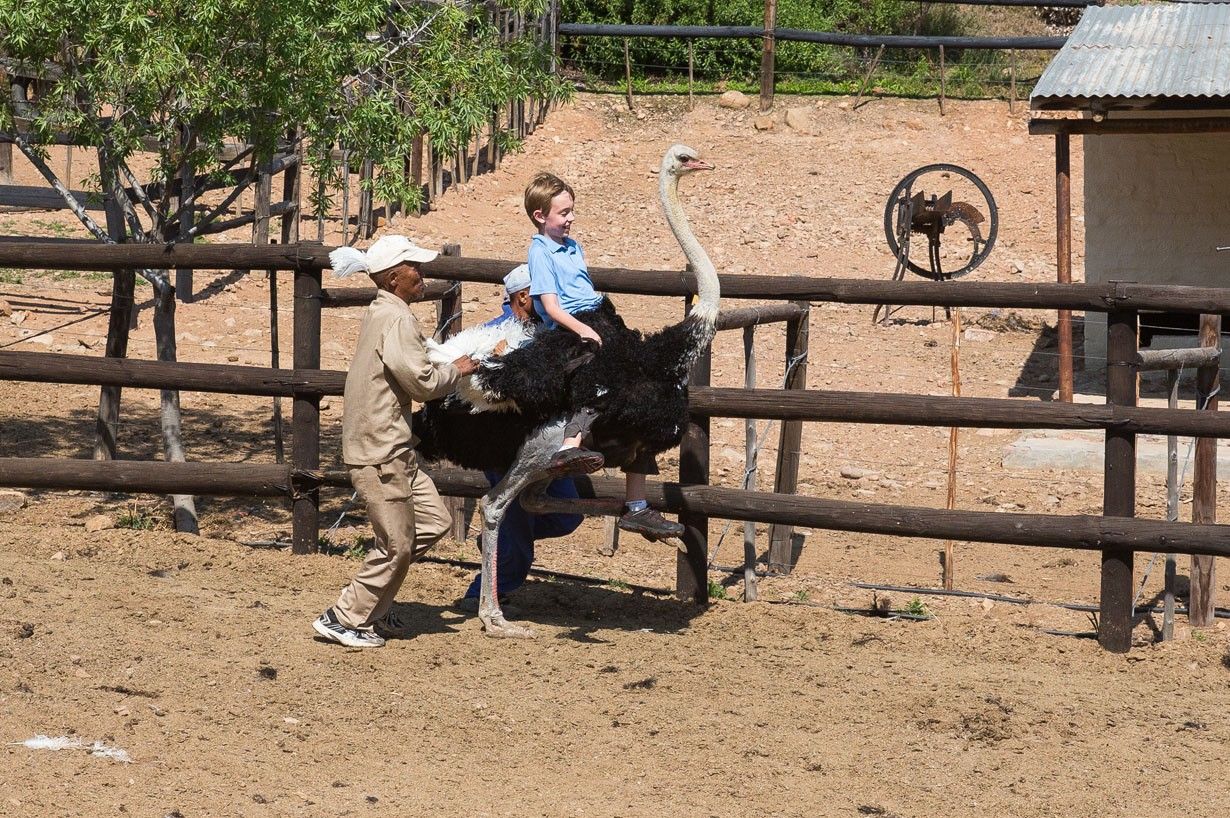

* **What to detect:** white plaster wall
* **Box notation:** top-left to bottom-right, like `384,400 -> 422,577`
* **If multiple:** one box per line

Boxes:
1083,128 -> 1230,367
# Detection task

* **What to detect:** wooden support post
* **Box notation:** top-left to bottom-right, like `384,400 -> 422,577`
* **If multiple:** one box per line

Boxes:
1100,308 -> 1137,653
411,133 -> 424,213
270,269 -> 284,464
1056,132 -> 1074,402
253,154 -> 272,247
688,41 -> 695,111
280,134 -> 302,247
1163,367 -> 1178,641
487,112 -> 497,169
341,148 -> 351,239
768,302 -> 809,572
94,155 -> 133,461
743,324 -> 759,601
1009,50 -> 1018,113
358,158 -> 374,239
599,515 -> 620,557
291,266 -> 322,555
1190,313 -> 1220,626
0,139 -> 11,184
316,146 -> 327,242
678,296 -> 711,604
938,45 -> 947,117
624,39 -> 634,111
437,243 -> 470,543
853,45 -> 886,110
760,0 -> 777,112
943,307 -> 962,590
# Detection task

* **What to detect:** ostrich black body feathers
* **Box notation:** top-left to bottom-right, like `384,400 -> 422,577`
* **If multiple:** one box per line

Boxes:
413,298 -> 713,472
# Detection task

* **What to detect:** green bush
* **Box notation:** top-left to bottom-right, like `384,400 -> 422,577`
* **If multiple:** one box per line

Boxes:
561,0 -> 922,80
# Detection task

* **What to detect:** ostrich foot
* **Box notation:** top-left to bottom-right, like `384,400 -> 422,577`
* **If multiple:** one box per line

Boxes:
479,612 -> 537,640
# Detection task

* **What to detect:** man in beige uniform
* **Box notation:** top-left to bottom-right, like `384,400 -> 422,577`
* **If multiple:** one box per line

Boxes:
314,235 -> 477,648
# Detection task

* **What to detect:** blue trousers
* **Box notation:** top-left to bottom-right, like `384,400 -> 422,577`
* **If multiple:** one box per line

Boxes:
464,471 -> 583,598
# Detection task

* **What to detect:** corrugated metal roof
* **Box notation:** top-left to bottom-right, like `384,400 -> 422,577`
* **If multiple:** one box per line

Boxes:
1031,4 -> 1230,108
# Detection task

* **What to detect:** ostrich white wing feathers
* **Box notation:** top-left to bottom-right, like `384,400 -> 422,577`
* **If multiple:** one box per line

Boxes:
426,319 -> 535,412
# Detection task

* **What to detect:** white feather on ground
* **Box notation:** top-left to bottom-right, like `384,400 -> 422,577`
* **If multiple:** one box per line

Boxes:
426,320 -> 535,412
16,735 -> 133,763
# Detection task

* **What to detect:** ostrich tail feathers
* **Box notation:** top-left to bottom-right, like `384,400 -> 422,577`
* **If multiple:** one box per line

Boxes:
328,246 -> 370,278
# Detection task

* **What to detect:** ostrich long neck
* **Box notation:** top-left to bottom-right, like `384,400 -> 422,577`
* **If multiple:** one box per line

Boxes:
661,170 -> 720,328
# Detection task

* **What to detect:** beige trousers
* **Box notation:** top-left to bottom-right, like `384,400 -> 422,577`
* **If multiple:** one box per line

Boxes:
332,452 -> 451,629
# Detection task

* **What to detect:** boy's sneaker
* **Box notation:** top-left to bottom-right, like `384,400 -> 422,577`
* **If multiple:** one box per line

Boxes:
312,608 -> 386,648
546,446 -> 604,478
618,507 -> 685,541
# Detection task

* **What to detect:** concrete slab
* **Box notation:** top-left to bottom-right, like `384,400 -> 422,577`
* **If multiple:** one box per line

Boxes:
1003,428 -> 1230,474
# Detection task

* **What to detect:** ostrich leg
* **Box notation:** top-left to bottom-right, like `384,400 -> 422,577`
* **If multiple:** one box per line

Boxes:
478,416 -> 578,639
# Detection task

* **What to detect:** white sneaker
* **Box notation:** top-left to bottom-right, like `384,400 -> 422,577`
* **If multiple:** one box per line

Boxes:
312,608 -> 386,648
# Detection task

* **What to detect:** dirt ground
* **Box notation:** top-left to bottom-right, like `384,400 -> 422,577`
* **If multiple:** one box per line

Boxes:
2,93 -> 1230,817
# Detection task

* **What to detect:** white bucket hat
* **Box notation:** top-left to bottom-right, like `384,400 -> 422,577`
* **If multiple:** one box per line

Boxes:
503,263 -> 531,296
328,235 -> 438,278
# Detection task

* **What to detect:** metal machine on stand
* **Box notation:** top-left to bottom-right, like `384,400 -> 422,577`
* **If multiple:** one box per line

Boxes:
874,163 -> 998,325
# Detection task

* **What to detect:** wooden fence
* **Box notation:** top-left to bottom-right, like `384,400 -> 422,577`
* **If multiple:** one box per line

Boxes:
556,0 -> 1077,113
0,241 -> 1227,653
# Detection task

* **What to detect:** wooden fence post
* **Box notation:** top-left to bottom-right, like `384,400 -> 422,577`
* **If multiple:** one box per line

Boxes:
280,134 -> 302,247
678,297 -> 711,604
253,154 -> 272,247
743,324 -> 759,601
1190,313 -> 1221,626
938,45 -> 947,116
341,148 -> 352,239
358,158 -> 375,239
687,40 -> 694,111
437,243 -> 470,543
1056,132 -> 1074,402
1009,50 -> 1018,113
291,265 -> 322,554
624,39 -> 634,111
1162,364 -> 1179,641
1100,307 -> 1137,652
760,0 -> 777,112
768,301 -> 809,572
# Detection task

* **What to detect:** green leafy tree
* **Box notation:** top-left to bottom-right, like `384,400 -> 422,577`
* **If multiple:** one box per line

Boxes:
0,0 -> 564,530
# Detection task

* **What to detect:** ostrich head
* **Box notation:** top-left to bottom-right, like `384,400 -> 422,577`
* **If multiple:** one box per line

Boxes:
661,144 -> 714,178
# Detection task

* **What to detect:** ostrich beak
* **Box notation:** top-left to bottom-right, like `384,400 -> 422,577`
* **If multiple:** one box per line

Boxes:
683,158 -> 714,171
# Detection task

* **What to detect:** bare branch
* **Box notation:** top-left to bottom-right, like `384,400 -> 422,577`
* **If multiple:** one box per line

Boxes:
8,132 -> 110,241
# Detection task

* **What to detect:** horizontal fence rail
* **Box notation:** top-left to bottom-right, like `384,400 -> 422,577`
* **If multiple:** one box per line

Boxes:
6,243 -> 1230,314
557,23 -> 1067,50
4,458 -> 1230,561
5,350 -> 1230,438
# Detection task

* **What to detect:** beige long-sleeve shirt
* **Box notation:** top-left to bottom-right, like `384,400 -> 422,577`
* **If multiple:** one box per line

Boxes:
342,290 -> 461,466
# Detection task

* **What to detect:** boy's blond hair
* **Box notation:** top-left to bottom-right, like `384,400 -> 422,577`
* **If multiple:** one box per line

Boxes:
523,172 -> 575,229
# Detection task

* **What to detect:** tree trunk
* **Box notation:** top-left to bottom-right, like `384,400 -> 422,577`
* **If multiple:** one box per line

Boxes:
152,278 -> 199,533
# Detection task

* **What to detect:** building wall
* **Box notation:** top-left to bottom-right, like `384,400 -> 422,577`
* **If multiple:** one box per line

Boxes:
1083,128 -> 1230,366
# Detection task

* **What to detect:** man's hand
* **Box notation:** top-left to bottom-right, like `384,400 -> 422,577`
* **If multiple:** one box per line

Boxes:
491,339 -> 509,357
452,355 -> 479,376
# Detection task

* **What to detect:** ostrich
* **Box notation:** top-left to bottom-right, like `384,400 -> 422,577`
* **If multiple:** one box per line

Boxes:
417,144 -> 719,638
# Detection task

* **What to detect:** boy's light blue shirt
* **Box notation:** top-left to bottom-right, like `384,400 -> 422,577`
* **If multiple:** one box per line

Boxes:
527,233 -> 604,328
